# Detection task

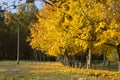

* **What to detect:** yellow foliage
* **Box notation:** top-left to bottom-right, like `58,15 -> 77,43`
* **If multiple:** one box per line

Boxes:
28,0 -> 120,57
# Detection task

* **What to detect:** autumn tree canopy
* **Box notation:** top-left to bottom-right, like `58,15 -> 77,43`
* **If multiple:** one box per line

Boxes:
29,0 -> 120,68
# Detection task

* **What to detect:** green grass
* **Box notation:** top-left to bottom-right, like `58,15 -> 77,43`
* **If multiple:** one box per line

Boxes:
0,60 -> 36,66
0,61 -> 118,80
92,61 -> 118,71
0,61 -> 98,80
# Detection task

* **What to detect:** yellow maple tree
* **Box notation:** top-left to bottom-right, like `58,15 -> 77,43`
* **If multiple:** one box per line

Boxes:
29,0 -> 120,69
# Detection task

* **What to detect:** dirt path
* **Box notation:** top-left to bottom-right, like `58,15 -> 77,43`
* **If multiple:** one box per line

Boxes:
0,66 -> 25,71
0,65 -> 31,78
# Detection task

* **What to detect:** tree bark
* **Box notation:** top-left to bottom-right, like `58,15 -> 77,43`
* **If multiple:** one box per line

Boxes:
103,53 -> 106,65
117,45 -> 120,71
118,62 -> 120,71
87,48 -> 92,69
17,26 -> 19,64
43,53 -> 45,62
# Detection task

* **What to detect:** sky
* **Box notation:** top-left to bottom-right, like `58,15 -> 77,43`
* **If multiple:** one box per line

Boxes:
0,0 -> 43,12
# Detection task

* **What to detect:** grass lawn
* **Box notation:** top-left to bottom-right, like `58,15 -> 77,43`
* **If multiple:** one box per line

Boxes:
0,61 -> 119,80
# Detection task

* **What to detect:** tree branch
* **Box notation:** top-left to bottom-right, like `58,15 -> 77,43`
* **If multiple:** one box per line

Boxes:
42,0 -> 54,6
104,43 -> 116,47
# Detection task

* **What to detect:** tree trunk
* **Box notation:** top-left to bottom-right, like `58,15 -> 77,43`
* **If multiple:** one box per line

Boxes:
43,53 -> 45,62
17,26 -> 20,64
87,48 -> 92,69
39,53 -> 42,61
118,62 -> 120,71
117,45 -> 120,71
103,53 -> 106,65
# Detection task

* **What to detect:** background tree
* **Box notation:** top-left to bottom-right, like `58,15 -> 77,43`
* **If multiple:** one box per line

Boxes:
0,0 -> 56,62
0,1 -> 38,60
